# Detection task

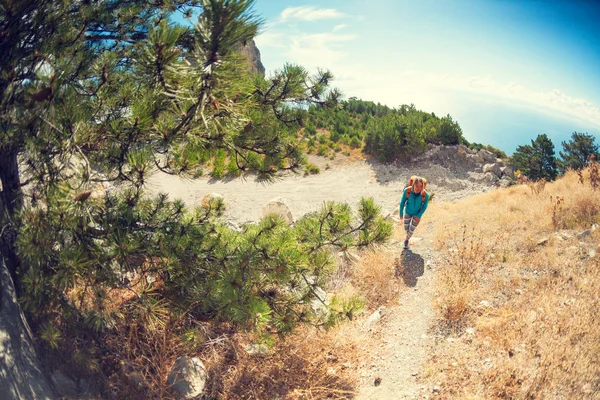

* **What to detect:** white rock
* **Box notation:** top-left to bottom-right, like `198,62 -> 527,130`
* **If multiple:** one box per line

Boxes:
465,327 -> 476,336
244,343 -> 271,356
262,197 -> 294,225
484,172 -> 499,183
366,308 -> 383,325
483,163 -> 502,177
479,300 -> 491,308
167,356 -> 207,399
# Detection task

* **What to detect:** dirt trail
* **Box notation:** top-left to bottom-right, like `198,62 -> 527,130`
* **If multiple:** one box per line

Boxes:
357,220 -> 439,399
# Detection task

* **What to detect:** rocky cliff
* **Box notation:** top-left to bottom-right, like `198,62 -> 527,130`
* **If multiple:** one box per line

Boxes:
235,39 -> 265,76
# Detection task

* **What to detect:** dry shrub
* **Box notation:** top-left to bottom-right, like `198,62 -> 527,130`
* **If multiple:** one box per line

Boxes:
435,226 -> 493,333
349,247 -> 400,309
424,174 -> 600,398
550,183 -> 600,230
527,178 -> 546,195
204,325 -> 367,399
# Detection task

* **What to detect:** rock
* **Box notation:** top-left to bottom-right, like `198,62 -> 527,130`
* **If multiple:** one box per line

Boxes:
234,39 -> 265,76
374,376 -> 382,386
465,327 -> 476,336
432,385 -> 441,393
310,286 -> 330,318
589,249 -> 597,258
483,163 -> 502,177
537,237 -> 549,246
478,149 -> 496,163
479,300 -> 491,308
262,197 -> 294,225
500,166 -> 514,178
244,343 -> 271,356
498,177 -> 513,187
484,172 -> 499,183
527,310 -> 537,324
366,307 -> 383,325
577,229 -> 591,239
167,356 -> 207,399
51,371 -> 78,398
226,221 -> 242,232
327,367 -> 337,376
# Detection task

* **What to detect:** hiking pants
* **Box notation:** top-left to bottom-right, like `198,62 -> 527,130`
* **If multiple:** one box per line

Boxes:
403,214 -> 420,239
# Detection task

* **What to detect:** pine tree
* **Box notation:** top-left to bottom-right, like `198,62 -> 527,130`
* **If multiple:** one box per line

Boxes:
558,132 -> 599,174
512,134 -> 558,181
1,1 -> 391,387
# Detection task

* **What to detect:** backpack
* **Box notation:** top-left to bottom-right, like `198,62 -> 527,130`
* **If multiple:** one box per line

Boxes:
404,175 -> 427,207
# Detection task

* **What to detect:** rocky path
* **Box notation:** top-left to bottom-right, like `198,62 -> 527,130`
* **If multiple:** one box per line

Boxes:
357,221 -> 439,400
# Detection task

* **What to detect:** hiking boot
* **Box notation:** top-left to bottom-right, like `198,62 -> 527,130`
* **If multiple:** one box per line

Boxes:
403,240 -> 409,249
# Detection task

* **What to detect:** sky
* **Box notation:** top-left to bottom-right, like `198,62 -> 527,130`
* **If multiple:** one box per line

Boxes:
247,0 -> 600,155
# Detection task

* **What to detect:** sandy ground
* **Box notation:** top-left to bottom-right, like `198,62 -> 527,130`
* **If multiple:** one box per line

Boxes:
147,156 -> 492,224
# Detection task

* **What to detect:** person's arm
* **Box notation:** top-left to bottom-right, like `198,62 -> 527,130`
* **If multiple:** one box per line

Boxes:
416,192 -> 429,218
399,188 -> 408,217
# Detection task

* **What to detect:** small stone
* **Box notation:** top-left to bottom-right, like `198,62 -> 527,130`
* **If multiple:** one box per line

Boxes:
479,300 -> 491,308
366,308 -> 383,325
577,230 -> 591,239
327,367 -> 336,376
374,376 -> 382,386
465,327 -> 476,336
432,385 -> 441,393
537,237 -> 549,246
167,356 -> 207,399
589,249 -> 597,258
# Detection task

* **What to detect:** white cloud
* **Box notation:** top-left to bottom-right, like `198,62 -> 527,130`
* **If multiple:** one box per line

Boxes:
255,31 -> 285,49
280,6 -> 344,22
458,75 -> 600,126
333,24 -> 347,31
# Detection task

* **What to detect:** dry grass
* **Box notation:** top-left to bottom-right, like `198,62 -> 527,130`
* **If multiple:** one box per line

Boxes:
348,247 -> 402,309
202,324 -> 369,399
423,169 -> 600,399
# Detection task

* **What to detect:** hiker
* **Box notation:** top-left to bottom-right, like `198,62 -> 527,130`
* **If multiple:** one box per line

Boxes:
399,176 -> 430,249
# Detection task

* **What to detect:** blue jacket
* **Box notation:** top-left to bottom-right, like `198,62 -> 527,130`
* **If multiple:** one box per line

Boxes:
399,187 -> 429,218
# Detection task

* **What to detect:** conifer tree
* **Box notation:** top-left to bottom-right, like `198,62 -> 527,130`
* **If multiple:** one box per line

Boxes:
1,1 -> 391,379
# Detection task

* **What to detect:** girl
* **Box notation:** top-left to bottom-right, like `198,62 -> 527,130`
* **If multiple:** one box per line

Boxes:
399,176 -> 429,249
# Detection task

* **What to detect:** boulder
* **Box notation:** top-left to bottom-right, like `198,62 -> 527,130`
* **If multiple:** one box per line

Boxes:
262,197 -> 294,225
478,149 -> 496,163
483,163 -> 502,177
167,356 -> 207,399
484,172 -> 499,184
500,166 -> 514,178
498,177 -> 513,188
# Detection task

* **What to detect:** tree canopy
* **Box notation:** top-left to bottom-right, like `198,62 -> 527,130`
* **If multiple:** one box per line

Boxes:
558,132 -> 599,173
512,134 -> 558,181
0,0 -> 391,396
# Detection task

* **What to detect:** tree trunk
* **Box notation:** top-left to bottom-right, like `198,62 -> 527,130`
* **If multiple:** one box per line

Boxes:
0,257 -> 55,400
0,150 -> 23,290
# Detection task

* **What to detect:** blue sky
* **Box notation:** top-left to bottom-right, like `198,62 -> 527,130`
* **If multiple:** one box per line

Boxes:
249,0 -> 600,155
